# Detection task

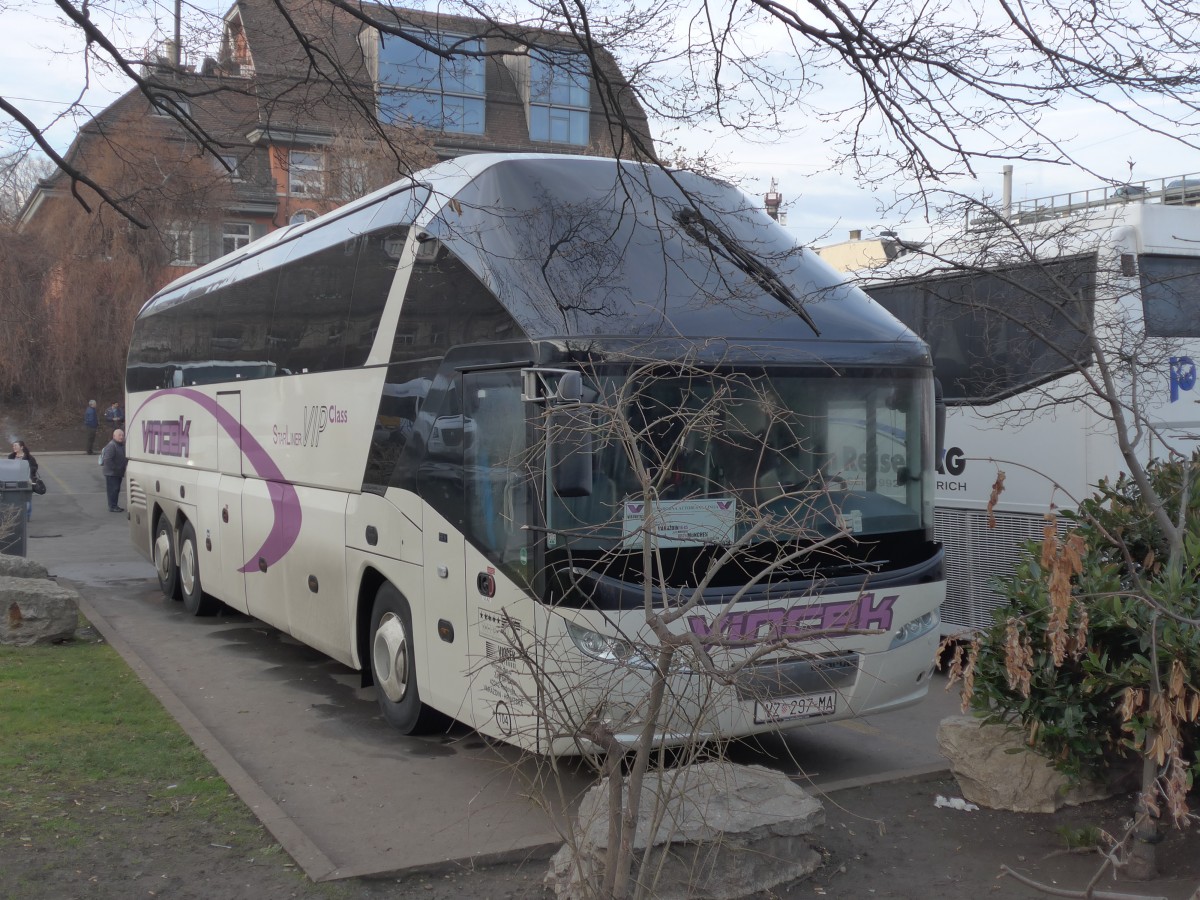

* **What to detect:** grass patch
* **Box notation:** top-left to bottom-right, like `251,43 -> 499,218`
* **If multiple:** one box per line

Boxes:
0,625 -> 380,899
0,630 -> 268,851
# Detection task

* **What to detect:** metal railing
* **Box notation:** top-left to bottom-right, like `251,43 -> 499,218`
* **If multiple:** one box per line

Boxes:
968,172 -> 1200,231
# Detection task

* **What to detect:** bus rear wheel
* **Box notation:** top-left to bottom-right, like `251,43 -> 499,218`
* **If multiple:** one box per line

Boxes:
369,584 -> 441,734
153,517 -> 180,600
179,521 -> 219,616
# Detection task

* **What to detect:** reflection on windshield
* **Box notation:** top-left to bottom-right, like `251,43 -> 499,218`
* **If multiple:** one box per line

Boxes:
549,370 -> 931,549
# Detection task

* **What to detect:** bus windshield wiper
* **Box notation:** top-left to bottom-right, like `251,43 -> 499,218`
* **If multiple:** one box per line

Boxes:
676,208 -> 820,336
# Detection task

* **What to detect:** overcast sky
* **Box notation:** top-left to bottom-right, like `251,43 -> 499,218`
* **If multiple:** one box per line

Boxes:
4,0 -> 1198,246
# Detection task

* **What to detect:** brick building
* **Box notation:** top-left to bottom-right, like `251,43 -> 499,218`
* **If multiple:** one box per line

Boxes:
20,0 -> 655,275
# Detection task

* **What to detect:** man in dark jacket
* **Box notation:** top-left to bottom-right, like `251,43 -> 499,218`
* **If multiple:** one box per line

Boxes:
84,400 -> 99,454
104,401 -> 125,436
101,428 -> 127,513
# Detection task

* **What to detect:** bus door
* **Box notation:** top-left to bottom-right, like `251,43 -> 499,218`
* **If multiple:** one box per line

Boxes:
215,391 -> 249,613
461,369 -> 534,740
418,373 -> 473,720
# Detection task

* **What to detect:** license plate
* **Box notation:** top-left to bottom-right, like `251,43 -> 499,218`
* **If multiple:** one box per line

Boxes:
754,691 -> 838,724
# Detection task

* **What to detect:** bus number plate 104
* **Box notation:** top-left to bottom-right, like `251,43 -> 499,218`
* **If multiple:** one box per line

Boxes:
754,691 -> 838,724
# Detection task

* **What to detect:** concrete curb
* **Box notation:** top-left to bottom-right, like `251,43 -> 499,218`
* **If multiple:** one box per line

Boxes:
73,592 -> 342,882
815,762 -> 950,795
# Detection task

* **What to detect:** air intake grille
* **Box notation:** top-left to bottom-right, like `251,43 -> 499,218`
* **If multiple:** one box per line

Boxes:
935,509 -> 1071,632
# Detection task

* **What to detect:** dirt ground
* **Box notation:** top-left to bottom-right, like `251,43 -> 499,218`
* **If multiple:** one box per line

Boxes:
4,769 -> 1200,900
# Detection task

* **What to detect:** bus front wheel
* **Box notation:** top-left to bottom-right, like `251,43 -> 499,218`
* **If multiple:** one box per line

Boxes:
179,521 -> 219,616
369,584 -> 440,734
154,517 -> 180,600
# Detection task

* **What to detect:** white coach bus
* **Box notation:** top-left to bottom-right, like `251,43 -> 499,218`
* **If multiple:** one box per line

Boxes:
845,182 -> 1200,633
125,154 -> 944,754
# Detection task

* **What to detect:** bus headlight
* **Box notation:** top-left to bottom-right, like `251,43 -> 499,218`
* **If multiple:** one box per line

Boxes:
888,609 -> 940,649
565,621 -> 655,670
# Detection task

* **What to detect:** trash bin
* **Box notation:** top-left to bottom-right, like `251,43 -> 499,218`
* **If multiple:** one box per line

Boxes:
0,458 -> 32,557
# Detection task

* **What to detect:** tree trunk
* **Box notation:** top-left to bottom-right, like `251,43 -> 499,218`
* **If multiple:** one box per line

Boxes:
1122,746 -> 1160,879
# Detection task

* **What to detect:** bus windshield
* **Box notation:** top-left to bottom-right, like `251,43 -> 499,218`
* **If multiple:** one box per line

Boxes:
549,368 -> 933,550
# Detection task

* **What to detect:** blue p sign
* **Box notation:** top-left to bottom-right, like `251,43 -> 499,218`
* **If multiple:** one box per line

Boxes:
1170,356 -> 1197,403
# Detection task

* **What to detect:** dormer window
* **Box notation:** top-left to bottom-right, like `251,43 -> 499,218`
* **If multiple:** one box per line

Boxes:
528,50 -> 589,145
377,31 -> 485,134
151,93 -> 191,117
219,155 -> 244,182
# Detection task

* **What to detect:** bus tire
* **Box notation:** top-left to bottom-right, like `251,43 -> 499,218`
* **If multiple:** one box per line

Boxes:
369,584 -> 439,734
179,521 -> 219,616
153,516 -> 180,601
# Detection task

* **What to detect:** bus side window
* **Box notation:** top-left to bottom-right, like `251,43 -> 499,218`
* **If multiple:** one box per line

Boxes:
389,247 -> 521,364
344,227 -> 408,367
363,362 -> 435,492
271,239 -> 361,374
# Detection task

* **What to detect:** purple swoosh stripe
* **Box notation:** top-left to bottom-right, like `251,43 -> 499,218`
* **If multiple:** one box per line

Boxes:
131,389 -> 303,573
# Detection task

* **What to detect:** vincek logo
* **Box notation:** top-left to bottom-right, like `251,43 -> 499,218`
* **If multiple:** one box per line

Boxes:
143,417 -> 191,458
686,593 -> 897,642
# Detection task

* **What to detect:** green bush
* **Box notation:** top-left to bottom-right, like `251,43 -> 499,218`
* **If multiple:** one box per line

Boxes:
966,454 -> 1200,785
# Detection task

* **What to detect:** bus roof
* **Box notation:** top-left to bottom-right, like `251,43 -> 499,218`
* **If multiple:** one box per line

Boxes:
144,154 -> 929,367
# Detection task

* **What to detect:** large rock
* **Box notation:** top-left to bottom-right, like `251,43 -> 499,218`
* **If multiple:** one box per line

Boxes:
0,553 -> 49,579
546,761 -> 823,900
937,715 -> 1112,813
0,575 -> 79,646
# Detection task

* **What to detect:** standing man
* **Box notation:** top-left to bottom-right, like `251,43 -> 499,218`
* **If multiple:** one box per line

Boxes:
104,401 -> 125,436
101,428 -> 127,513
84,400 -> 99,454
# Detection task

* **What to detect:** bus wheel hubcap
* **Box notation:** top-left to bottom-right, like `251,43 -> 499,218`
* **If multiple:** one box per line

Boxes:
373,612 -> 409,703
154,532 -> 172,580
180,541 -> 196,595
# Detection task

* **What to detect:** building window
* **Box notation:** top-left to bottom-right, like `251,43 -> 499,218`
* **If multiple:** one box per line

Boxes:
151,93 -> 191,117
165,225 -> 194,265
289,150 -> 325,196
377,32 -> 485,134
222,222 -> 252,256
219,155 -> 244,181
290,210 -> 317,225
529,51 -> 589,145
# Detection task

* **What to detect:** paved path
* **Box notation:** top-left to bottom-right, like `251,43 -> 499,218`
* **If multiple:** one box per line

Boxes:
24,451 -> 958,881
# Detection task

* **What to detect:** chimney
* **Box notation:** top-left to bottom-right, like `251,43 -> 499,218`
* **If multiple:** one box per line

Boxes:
764,178 -> 783,221
849,229 -> 862,241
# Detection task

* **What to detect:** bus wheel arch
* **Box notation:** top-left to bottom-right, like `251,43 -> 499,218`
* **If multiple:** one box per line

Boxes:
153,512 -> 180,601
368,582 -> 442,734
179,519 -> 219,617
356,567 -> 386,679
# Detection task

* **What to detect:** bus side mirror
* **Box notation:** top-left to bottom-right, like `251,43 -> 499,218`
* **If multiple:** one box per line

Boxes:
548,408 -> 593,498
556,371 -> 583,405
522,367 -> 583,406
